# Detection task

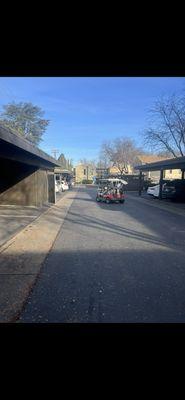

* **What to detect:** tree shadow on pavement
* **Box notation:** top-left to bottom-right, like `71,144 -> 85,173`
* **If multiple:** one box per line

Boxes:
64,210 -> 181,250
84,186 -> 185,250
10,247 -> 185,323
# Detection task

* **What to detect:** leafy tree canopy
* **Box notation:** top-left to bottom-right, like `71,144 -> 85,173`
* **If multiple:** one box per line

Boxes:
0,102 -> 49,146
58,153 -> 73,171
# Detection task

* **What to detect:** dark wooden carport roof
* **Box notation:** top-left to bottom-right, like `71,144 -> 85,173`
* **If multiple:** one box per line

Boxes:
134,156 -> 185,172
0,123 -> 61,170
54,167 -> 73,174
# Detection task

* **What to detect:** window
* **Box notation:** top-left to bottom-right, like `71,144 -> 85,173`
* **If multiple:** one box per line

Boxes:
84,169 -> 86,175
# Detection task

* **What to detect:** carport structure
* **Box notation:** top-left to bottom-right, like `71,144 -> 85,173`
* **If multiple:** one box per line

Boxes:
54,167 -> 73,183
0,123 -> 61,206
135,156 -> 185,199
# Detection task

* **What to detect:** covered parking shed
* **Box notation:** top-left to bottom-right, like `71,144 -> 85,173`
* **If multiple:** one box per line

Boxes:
54,167 -> 73,183
135,156 -> 185,199
0,124 -> 61,206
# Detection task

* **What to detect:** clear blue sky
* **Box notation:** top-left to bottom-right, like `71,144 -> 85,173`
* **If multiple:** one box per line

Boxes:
0,77 -> 185,165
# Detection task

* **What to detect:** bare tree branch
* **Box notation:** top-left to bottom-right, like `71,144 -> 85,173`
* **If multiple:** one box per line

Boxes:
100,137 -> 144,174
143,94 -> 185,157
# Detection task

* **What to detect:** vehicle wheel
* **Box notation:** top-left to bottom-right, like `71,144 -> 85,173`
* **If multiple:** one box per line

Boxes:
120,200 -> 125,203
106,199 -> 110,204
96,197 -> 100,202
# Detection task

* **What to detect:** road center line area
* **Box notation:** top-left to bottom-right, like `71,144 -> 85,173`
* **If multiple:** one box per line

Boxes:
15,186 -> 185,323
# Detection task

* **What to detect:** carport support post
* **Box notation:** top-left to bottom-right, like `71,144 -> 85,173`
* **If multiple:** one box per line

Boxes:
87,165 -> 88,181
47,172 -> 56,203
159,169 -> 164,200
139,170 -> 142,196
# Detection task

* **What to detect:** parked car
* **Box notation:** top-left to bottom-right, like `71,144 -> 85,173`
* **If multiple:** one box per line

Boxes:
143,179 -> 159,191
162,179 -> 185,201
147,184 -> 160,197
61,181 -> 69,191
55,181 -> 60,193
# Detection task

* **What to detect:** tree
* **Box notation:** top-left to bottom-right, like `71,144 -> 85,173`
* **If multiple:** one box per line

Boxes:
101,137 -> 144,175
0,102 -> 49,145
79,158 -> 96,166
58,154 -> 73,171
97,148 -> 109,169
157,150 -> 173,158
143,94 -> 185,157
79,158 -> 97,171
68,159 -> 74,171
58,153 -> 68,168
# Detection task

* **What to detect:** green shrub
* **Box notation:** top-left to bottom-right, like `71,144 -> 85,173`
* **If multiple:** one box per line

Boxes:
82,179 -> 93,184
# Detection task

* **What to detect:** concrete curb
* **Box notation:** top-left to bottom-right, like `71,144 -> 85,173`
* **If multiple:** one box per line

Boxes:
0,188 -> 79,322
126,193 -> 185,218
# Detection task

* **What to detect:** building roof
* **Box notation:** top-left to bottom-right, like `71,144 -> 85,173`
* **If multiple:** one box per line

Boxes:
0,123 -> 61,169
54,167 -> 72,174
135,155 -> 185,171
136,154 -> 169,164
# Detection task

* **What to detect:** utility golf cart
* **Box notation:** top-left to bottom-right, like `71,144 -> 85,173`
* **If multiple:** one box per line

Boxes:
96,178 -> 127,204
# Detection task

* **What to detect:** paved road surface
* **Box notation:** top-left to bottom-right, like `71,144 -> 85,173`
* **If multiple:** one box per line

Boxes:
19,187 -> 185,322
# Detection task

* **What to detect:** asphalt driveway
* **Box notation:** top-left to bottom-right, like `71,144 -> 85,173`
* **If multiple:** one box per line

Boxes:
19,186 -> 185,323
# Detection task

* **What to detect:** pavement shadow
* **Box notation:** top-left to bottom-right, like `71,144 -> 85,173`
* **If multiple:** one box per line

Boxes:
11,247 -> 185,323
71,197 -> 94,202
72,187 -> 185,251
64,209 -> 182,250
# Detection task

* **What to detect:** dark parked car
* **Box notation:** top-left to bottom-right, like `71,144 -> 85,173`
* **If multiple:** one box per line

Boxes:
162,179 -> 185,201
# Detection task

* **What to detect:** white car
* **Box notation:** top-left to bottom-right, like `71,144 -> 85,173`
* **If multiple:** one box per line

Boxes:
61,181 -> 69,191
147,184 -> 160,197
55,181 -> 60,193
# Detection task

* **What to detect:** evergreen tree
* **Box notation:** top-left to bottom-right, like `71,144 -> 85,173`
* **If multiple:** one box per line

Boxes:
0,102 -> 49,146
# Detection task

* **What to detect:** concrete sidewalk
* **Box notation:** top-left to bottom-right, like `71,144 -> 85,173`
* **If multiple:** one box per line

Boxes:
0,189 -> 78,322
0,204 -> 51,248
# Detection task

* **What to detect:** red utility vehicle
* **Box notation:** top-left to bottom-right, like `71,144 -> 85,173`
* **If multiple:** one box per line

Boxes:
96,189 -> 125,204
96,178 -> 127,204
